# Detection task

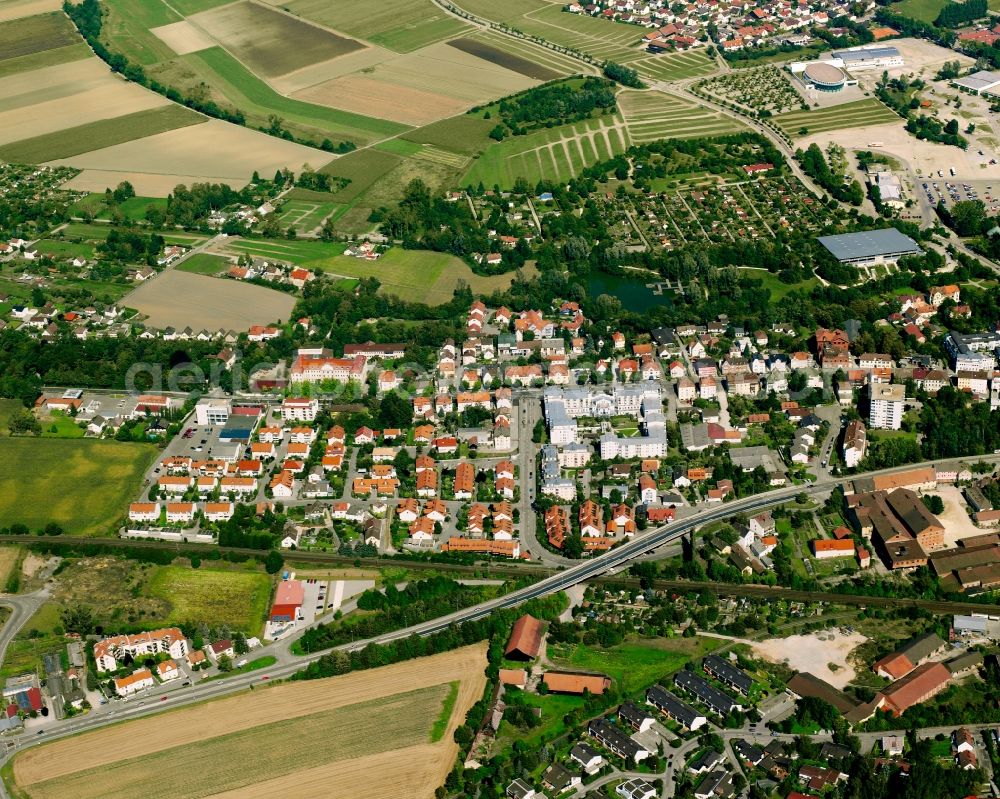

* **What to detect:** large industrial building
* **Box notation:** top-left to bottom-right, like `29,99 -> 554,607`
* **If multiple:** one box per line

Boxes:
790,45 -> 903,91
817,228 -> 922,267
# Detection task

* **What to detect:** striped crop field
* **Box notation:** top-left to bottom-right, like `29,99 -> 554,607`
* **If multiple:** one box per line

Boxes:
464,30 -> 585,76
619,90 -> 746,143
454,0 -> 642,63
774,98 -> 900,138
411,144 -> 471,169
463,114 -> 630,187
630,50 -> 717,81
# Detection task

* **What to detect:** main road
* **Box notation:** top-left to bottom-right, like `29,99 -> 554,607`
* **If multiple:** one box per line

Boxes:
0,453 -> 998,791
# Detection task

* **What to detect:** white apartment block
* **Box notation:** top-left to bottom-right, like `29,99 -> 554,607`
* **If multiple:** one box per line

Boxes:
869,383 -> 905,430
281,397 -> 319,421
94,628 -> 189,672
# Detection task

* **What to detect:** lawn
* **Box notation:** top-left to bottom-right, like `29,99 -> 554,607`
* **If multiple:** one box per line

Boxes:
183,46 -> 409,145
547,636 -> 719,694
894,0 -> 948,22
175,253 -> 230,276
222,240 -> 534,304
39,410 -> 86,439
496,689 -> 586,747
0,106 -> 205,164
145,566 -> 273,635
33,240 -> 96,260
0,438 -> 157,535
739,267 -> 818,300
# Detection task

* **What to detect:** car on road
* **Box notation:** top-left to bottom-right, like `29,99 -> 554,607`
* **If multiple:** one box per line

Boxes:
160,696 -> 168,702
261,676 -> 270,680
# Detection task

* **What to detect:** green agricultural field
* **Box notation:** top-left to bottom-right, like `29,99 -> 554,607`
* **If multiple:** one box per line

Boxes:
775,98 -> 900,138
145,566 -> 273,634
167,0 -> 234,13
400,115 -> 495,155
0,106 -> 206,164
0,438 -> 157,536
61,223 -> 114,240
894,0 -> 948,22
181,46 -> 409,146
176,253 -> 230,275
547,636 -> 719,694
619,89 -> 746,143
0,41 -> 89,78
0,12 -> 80,62
101,0 -> 180,65
222,240 -> 535,304
0,399 -> 22,435
283,0 -> 471,52
463,114 -> 630,188
319,148 -> 405,201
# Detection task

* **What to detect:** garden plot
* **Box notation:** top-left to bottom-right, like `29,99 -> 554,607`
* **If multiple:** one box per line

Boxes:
618,89 -> 746,143
697,66 -> 807,115
277,199 -> 339,231
191,1 -> 364,78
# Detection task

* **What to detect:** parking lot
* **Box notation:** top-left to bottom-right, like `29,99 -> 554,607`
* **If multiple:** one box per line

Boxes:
920,177 -> 1000,214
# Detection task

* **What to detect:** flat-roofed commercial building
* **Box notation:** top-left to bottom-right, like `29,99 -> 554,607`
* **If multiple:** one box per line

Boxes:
818,228 -> 921,267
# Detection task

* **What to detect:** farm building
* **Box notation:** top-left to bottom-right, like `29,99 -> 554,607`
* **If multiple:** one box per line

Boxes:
505,614 -> 544,661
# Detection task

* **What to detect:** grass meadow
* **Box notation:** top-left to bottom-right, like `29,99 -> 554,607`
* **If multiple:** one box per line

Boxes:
0,437 -> 157,535
146,566 -> 273,634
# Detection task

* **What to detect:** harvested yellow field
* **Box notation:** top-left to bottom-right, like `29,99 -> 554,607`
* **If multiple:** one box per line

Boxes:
14,644 -> 488,799
59,169 -> 246,195
191,0 -> 363,78
150,20 -> 216,55
0,59 -> 167,145
269,44 -> 394,94
293,73 -> 469,125
46,119 -> 332,182
0,0 -> 60,23
360,42 -> 539,103
123,270 -> 296,331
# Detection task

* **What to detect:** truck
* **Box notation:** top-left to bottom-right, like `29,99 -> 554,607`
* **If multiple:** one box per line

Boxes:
950,167 -> 957,176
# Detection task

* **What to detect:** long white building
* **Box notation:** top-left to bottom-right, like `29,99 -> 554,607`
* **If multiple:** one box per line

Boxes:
95,628 -> 189,672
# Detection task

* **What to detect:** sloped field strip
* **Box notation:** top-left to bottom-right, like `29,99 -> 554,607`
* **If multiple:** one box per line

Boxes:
629,50 -> 717,81
181,46 -> 410,145
464,29 -> 583,76
14,644 -> 489,799
463,114 -> 630,187
0,10 -> 79,61
774,98 -> 900,138
452,0 -> 642,63
276,0 -> 471,54
0,105 -> 205,162
619,89 -> 746,142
